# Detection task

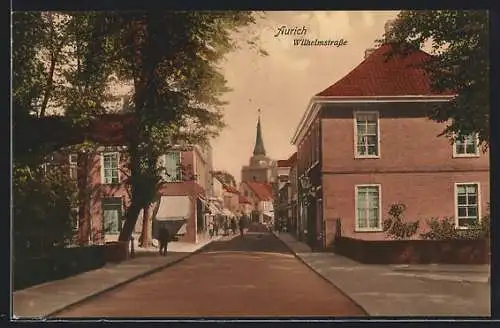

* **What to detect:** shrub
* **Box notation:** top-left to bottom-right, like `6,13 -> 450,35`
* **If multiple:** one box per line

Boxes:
382,203 -> 420,240
13,163 -> 77,258
420,215 -> 490,240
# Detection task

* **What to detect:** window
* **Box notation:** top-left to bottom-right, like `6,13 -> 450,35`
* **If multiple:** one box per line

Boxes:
453,134 -> 479,157
102,198 -> 122,235
455,183 -> 480,228
354,111 -> 379,158
69,154 -> 78,179
101,152 -> 119,184
163,152 -> 182,182
71,207 -> 79,230
355,185 -> 381,231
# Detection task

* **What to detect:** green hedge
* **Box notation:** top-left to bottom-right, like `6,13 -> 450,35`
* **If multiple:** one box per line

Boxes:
13,245 -> 106,291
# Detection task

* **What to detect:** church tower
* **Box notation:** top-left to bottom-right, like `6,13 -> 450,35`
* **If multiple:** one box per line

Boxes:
241,110 -> 277,183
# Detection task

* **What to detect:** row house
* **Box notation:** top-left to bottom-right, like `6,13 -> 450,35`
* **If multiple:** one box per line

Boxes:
42,112 -> 218,245
290,42 -> 489,249
240,181 -> 274,224
275,153 -> 297,232
239,194 -> 253,216
74,142 -> 214,245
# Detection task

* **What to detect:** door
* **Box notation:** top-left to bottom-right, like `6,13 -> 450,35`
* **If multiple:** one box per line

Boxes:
102,198 -> 123,240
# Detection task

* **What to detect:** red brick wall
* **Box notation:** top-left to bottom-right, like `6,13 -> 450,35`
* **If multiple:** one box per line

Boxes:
334,237 -> 490,264
85,149 -> 205,244
321,105 -> 489,173
316,103 -> 489,244
322,172 -> 490,243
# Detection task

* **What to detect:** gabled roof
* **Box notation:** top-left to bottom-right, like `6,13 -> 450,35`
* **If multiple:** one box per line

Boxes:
239,195 -> 252,204
222,183 -> 240,195
316,43 -> 455,97
244,181 -> 274,201
277,152 -> 298,168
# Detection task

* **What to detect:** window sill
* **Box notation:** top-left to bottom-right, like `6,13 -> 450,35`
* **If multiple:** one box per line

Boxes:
455,225 -> 479,231
452,154 -> 480,158
355,228 -> 383,233
101,182 -> 121,186
354,155 -> 380,159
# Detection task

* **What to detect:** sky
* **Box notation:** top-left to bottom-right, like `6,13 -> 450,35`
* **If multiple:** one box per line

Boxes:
211,11 -> 400,182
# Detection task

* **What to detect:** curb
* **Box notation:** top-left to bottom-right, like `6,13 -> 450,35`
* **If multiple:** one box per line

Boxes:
45,238 -> 218,318
269,230 -> 370,316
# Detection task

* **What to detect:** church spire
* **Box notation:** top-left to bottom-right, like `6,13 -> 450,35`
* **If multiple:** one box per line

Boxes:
253,109 -> 266,156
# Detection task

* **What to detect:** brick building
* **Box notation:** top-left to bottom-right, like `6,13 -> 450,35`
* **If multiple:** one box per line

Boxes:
239,181 -> 274,224
72,142 -> 214,245
290,42 -> 490,249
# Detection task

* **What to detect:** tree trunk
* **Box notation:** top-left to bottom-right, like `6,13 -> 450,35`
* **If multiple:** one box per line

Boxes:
39,51 -> 56,118
77,151 -> 91,245
139,205 -> 152,247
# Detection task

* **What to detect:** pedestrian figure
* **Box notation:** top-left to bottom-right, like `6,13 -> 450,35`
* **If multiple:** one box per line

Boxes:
209,218 -> 214,238
213,219 -> 219,236
238,216 -> 245,238
224,218 -> 230,236
158,227 -> 170,256
231,217 -> 237,235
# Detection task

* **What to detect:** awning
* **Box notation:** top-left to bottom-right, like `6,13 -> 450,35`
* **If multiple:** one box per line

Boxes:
207,201 -> 223,215
221,208 -> 235,217
156,196 -> 190,221
152,196 -> 190,236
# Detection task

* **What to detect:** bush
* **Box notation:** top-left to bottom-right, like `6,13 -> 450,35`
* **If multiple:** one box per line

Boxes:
382,203 -> 420,240
13,163 -> 77,259
420,215 -> 490,240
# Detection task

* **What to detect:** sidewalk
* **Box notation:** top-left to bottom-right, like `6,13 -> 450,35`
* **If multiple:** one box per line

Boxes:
13,236 -> 220,319
272,231 -> 491,317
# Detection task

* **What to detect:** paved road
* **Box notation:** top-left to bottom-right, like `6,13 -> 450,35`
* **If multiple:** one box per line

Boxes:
52,224 -> 366,318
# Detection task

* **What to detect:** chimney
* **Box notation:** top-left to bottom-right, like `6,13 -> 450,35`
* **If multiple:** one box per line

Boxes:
364,48 -> 376,59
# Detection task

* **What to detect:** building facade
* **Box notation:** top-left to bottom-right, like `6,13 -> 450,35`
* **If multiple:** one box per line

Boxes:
240,181 -> 274,224
291,43 -> 490,249
71,142 -> 214,245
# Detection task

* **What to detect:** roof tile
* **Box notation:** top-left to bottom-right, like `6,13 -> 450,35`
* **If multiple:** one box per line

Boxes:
316,43 -> 455,97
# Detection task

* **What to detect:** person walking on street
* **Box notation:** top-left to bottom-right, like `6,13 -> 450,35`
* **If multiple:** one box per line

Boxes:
238,215 -> 245,238
158,227 -> 171,256
231,217 -> 237,235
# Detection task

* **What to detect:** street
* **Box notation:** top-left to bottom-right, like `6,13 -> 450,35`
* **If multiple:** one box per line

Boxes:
52,224 -> 366,318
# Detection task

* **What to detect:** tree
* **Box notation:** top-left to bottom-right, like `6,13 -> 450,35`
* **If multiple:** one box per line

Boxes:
12,11 -> 263,244
100,12 -> 260,242
212,170 -> 237,187
382,10 -> 489,147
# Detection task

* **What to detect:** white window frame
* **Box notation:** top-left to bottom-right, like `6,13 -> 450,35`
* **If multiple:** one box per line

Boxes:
355,184 -> 382,232
162,151 -> 183,182
69,153 -> 78,179
100,152 -> 120,184
353,111 -> 381,159
71,207 -> 79,231
452,133 -> 480,158
454,182 -> 481,230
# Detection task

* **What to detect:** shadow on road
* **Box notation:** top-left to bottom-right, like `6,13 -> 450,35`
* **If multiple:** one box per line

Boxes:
202,223 -> 292,256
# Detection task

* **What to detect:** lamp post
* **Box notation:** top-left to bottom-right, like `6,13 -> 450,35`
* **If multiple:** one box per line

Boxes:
299,176 -> 315,243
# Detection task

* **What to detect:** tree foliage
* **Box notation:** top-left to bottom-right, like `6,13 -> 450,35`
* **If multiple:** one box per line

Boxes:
383,10 -> 489,147
13,164 -> 78,258
213,170 -> 237,187
12,11 -> 261,243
